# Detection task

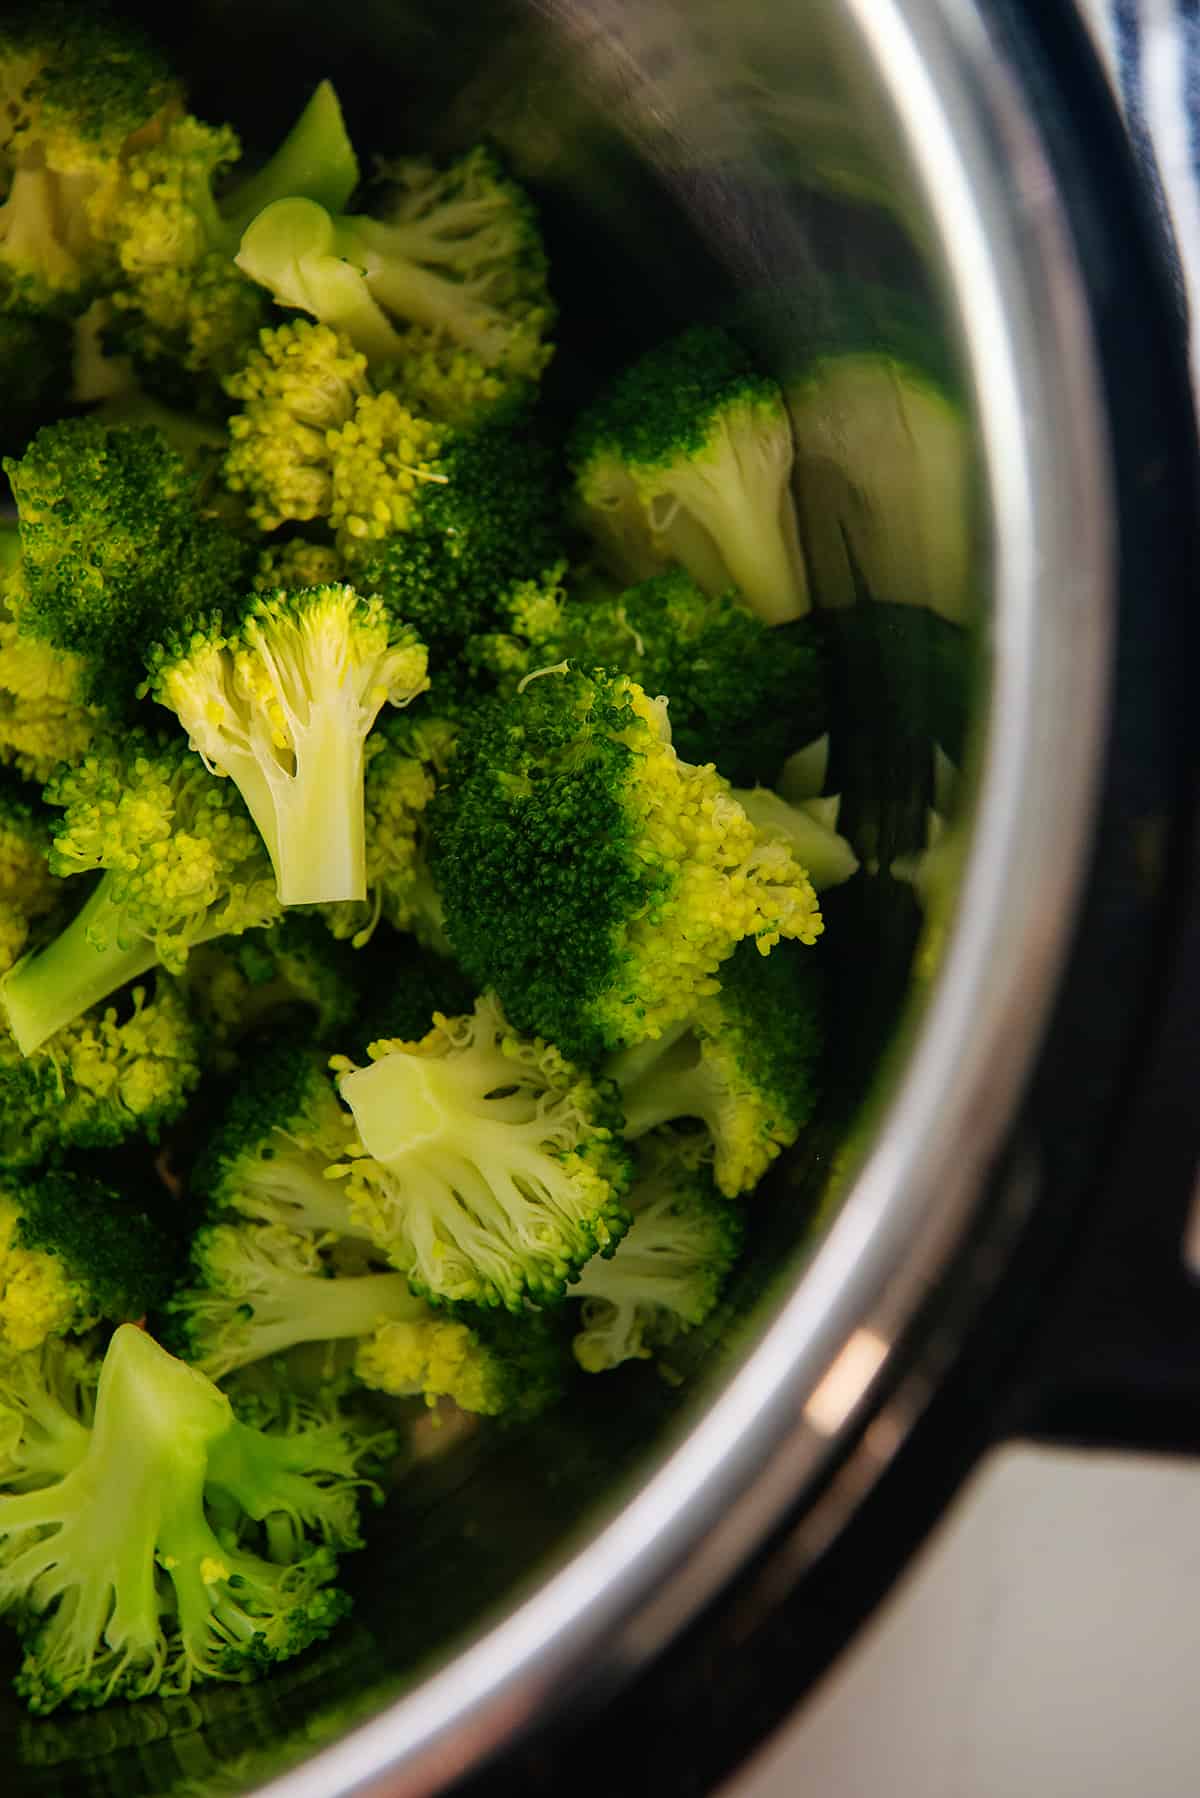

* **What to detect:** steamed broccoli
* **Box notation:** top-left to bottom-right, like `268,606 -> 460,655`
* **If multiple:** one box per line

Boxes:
331,992 -> 632,1310
470,565 -> 829,787
571,1133 -> 742,1371
345,935 -> 475,1055
0,537 -> 97,781
733,784 -> 859,893
0,976 -> 202,1166
607,937 -> 823,1197
0,1324 -> 388,1713
568,327 -> 809,626
429,666 -> 823,1060
0,1165 -> 186,1350
95,79 -> 360,404
253,538 -> 345,594
235,144 -> 554,416
0,787 -> 61,972
0,731 -> 281,1056
144,584 -> 431,907
5,418 -> 251,711
0,1335 -> 100,1492
190,1043 -> 359,1242
0,5 -> 178,318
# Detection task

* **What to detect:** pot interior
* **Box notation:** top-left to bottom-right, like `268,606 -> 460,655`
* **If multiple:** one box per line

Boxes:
2,2 -> 989,1792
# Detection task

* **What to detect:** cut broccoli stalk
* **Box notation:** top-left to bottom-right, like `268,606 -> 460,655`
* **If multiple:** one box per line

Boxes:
0,879 -> 158,1056
220,80 -> 359,241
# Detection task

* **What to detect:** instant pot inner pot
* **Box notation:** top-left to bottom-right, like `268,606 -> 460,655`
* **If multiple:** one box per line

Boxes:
5,2 -> 984,1792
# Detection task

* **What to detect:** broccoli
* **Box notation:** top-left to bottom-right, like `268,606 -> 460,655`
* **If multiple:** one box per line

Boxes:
0,312 -> 73,456
470,566 -> 829,787
0,1334 -> 100,1492
0,5 -> 178,318
568,327 -> 809,626
733,785 -> 859,892
96,79 -> 360,403
253,539 -> 345,594
607,937 -> 823,1197
0,538 -> 97,781
172,1219 -> 557,1422
571,1133 -> 742,1371
235,144 -> 554,413
184,916 -> 360,1067
330,992 -> 632,1310
0,976 -> 202,1166
0,731 -> 281,1056
0,1164 -> 187,1350
0,1323 -> 388,1713
320,709 -> 456,949
5,418 -> 251,711
0,786 -> 61,973
144,584 -> 431,907
429,666 -> 823,1061
190,1043 -> 359,1242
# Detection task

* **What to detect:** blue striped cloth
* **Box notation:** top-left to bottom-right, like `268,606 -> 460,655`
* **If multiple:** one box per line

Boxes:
1077,0 -> 1200,384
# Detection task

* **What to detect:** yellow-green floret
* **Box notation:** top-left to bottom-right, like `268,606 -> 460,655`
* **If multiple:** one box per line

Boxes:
331,992 -> 632,1310
144,584 -> 430,907
0,1325 -> 389,1714
568,327 -> 809,625
572,1132 -> 742,1372
608,938 -> 823,1197
429,666 -> 823,1061
0,730 -> 280,1055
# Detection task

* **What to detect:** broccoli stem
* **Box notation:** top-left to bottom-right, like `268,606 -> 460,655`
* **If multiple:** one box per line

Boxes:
0,878 -> 160,1056
608,1023 -> 714,1139
221,81 -> 359,241
268,714 -> 369,906
333,218 -> 500,356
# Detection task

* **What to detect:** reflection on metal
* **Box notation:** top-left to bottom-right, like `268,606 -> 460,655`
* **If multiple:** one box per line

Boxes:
803,1329 -> 891,1437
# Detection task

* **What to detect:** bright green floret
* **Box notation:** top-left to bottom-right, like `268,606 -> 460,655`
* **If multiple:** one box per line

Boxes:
569,326 -> 809,626
429,666 -> 824,1061
0,786 -> 61,973
0,975 -> 203,1166
572,1132 -> 742,1372
0,1334 -> 100,1493
471,565 -> 829,787
4,418 -> 251,710
608,937 -> 823,1198
0,731 -> 281,1055
0,1324 -> 385,1714
0,1165 -> 188,1347
235,145 -> 553,413
0,536 -> 98,780
190,1043 -> 359,1240
331,991 -> 632,1310
95,80 -> 359,403
144,584 -> 430,907
0,5 -> 178,318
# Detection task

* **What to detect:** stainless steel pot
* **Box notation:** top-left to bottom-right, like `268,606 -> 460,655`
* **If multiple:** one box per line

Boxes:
10,1 -> 1199,1794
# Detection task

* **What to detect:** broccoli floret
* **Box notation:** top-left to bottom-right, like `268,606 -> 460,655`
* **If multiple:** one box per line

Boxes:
571,1133 -> 742,1371
346,422 -> 564,657
144,584 -> 430,907
253,538 -> 345,593
733,785 -> 859,892
607,938 -> 823,1197
172,1219 -> 556,1422
235,145 -> 553,414
0,1324 -> 385,1713
0,976 -> 203,1166
0,6 -> 178,318
190,1043 -> 359,1241
184,916 -> 360,1068
0,786 -> 60,973
568,326 -> 809,626
0,544 -> 97,781
429,666 -> 823,1060
0,731 -> 281,1056
330,992 -> 632,1310
0,1334 -> 100,1492
96,80 -> 359,404
5,418 -> 251,710
471,566 -> 829,787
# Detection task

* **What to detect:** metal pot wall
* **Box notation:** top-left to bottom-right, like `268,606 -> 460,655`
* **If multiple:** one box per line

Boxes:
8,1 -> 1199,1795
